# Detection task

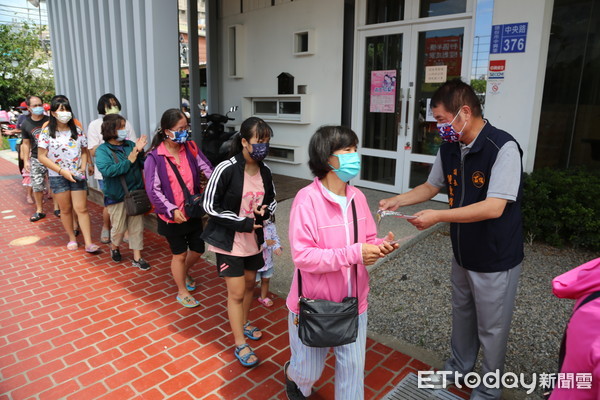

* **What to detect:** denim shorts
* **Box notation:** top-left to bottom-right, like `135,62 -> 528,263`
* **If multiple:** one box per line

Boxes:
49,175 -> 88,194
256,266 -> 274,281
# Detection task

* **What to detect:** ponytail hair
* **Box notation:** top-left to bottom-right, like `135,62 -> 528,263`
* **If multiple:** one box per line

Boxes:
149,108 -> 186,151
228,117 -> 273,157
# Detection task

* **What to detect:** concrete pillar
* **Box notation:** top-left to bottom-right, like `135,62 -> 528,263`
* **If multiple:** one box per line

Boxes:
483,0 -> 554,172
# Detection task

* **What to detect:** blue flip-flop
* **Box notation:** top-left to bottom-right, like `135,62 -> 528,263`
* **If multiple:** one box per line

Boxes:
186,276 -> 196,292
243,321 -> 262,341
176,295 -> 199,308
234,344 -> 259,367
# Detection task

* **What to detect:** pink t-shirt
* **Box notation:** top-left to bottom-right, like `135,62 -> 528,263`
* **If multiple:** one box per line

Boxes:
157,142 -> 194,223
209,171 -> 264,257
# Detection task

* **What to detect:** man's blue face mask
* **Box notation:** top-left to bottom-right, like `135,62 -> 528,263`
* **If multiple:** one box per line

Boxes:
168,129 -> 189,144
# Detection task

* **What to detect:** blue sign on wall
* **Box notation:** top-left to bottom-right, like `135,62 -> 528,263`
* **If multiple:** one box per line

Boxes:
490,23 -> 528,54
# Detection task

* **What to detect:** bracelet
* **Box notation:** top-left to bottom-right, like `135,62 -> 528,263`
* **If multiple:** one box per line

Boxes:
58,167 -> 62,174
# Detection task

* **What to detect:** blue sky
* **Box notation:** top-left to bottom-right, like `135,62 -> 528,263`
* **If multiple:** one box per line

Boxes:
0,0 -> 48,25
472,0 -> 494,78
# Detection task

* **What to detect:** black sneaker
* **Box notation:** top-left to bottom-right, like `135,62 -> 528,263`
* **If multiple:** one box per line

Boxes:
132,258 -> 150,270
111,248 -> 121,262
284,361 -> 306,400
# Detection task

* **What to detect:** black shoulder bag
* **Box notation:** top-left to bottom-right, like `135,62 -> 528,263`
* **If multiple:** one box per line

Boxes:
296,199 -> 359,348
110,149 -> 151,216
165,156 -> 204,219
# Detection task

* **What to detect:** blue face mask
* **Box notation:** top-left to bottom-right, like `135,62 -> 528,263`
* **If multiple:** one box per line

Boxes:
249,142 -> 269,161
117,129 -> 128,141
437,107 -> 467,143
31,106 -> 45,116
330,152 -> 361,182
168,129 -> 189,144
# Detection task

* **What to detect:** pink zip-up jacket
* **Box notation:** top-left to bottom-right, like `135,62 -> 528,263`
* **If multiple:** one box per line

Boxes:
550,257 -> 600,400
286,178 -> 384,315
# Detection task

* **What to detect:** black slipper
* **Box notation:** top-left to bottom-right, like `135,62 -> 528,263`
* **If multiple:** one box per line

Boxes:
30,212 -> 46,222
54,209 -> 60,217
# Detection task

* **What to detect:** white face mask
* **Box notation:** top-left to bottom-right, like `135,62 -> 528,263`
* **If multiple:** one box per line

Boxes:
55,111 -> 72,124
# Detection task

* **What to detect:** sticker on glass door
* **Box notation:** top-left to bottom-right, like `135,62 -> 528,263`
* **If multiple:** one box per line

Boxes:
370,70 -> 397,113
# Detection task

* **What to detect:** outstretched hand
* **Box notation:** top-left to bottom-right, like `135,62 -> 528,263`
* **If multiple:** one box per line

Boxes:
409,209 -> 439,230
379,196 -> 400,211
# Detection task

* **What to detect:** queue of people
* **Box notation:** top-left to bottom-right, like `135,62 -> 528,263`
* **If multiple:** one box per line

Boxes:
9,79 -> 596,400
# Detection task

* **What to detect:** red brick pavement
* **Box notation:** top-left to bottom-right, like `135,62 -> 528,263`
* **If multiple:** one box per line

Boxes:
0,155 -> 470,399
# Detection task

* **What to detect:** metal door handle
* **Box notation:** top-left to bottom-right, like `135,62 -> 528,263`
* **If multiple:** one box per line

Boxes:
397,88 -> 405,136
404,88 -> 410,137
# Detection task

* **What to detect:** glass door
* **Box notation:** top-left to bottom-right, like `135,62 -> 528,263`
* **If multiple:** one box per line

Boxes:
354,0 -> 473,195
404,22 -> 469,200
354,27 -> 412,193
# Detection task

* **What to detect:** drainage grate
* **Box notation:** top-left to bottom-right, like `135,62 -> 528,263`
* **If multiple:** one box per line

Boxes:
381,373 -> 464,400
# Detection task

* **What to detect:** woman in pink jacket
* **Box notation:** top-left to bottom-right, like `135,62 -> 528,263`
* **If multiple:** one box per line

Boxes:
284,126 -> 398,400
550,257 -> 600,400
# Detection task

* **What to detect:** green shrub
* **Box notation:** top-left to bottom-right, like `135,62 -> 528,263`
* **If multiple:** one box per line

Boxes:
522,167 -> 600,251
0,136 -> 8,150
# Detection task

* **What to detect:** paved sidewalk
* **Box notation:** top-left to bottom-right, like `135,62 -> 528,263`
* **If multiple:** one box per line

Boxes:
0,153 -> 469,400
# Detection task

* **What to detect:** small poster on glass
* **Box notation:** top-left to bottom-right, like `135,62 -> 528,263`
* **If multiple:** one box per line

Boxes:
370,70 -> 396,113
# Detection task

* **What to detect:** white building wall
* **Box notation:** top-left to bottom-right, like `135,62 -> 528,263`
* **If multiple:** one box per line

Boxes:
484,0 -> 554,172
46,0 -> 180,149
219,0 -> 346,179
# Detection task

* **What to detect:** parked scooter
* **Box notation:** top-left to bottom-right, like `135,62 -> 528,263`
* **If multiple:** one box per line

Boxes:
201,106 -> 238,167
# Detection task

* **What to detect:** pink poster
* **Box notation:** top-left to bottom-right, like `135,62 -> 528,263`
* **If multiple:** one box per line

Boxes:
370,70 -> 396,113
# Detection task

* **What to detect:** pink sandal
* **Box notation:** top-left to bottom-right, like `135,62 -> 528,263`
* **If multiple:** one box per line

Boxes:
67,241 -> 78,251
257,297 -> 273,307
85,244 -> 100,253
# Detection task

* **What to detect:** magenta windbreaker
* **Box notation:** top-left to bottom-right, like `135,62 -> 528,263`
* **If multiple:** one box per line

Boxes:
285,178 -> 384,315
550,257 -> 600,399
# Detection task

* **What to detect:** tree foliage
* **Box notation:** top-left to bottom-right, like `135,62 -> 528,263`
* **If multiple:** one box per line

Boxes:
470,78 -> 486,94
0,22 -> 55,109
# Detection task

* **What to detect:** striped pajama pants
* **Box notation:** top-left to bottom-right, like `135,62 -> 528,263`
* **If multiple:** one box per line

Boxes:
287,311 -> 368,400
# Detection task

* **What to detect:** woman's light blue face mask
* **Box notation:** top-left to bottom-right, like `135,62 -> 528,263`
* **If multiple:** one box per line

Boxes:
329,152 -> 361,182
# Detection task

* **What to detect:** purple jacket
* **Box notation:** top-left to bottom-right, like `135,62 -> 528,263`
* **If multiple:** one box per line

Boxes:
144,141 -> 213,221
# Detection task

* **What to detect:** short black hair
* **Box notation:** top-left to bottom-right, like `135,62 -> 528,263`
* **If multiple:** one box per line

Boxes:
97,93 -> 121,115
228,117 -> 273,157
101,114 -> 126,142
26,95 -> 42,106
430,78 -> 482,117
308,126 -> 359,179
